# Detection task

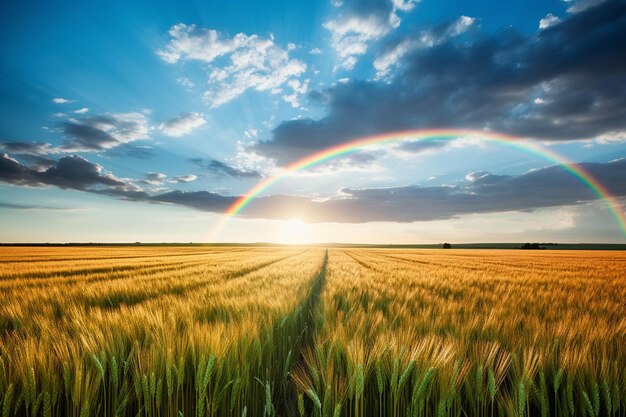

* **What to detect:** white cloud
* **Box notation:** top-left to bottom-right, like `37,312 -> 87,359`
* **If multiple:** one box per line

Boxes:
158,24 -> 307,108
324,16 -> 391,70
143,172 -> 167,185
168,174 -> 198,183
52,98 -> 73,104
176,77 -> 195,89
234,140 -> 276,175
143,172 -> 198,185
73,107 -> 89,114
283,79 -> 310,108
99,112 -> 150,144
447,15 -> 476,36
158,112 -> 206,137
324,0 -> 418,70
244,129 -> 258,139
592,130 -> 626,144
465,171 -> 490,182
539,13 -> 561,29
157,24 -> 238,63
309,48 -> 322,54
374,38 -> 416,77
391,0 -> 417,12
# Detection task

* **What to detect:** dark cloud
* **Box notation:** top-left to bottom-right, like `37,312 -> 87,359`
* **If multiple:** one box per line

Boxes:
335,151 -> 378,165
0,142 -> 58,170
60,113 -> 149,151
150,190 -> 235,211
339,0 -> 397,18
324,0 -> 418,70
256,0 -> 626,164
106,144 -> 155,160
0,141 -> 53,155
189,158 -> 261,179
351,151 -> 377,160
235,159 -> 626,223
0,153 -> 36,186
373,15 -> 477,77
3,151 -> 625,224
123,159 -> 626,224
0,201 -> 73,211
0,153 -> 132,192
13,154 -> 57,170
39,155 -> 124,189
396,140 -> 449,154
61,120 -> 118,150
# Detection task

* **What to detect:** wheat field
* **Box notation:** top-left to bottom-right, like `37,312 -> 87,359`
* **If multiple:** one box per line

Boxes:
0,246 -> 624,416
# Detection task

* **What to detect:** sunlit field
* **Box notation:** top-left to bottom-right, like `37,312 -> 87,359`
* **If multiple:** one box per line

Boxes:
0,246 -> 625,416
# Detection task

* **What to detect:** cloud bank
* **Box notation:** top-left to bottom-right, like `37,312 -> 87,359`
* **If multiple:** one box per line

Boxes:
2,151 -> 625,224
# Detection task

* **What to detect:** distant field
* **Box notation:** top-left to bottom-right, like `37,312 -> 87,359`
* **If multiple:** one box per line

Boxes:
0,247 -> 624,416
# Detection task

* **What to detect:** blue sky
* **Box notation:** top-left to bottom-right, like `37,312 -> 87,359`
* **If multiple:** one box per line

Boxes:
1,0 -> 626,243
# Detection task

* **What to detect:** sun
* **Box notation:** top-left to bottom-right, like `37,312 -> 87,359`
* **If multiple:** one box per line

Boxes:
281,218 -> 311,244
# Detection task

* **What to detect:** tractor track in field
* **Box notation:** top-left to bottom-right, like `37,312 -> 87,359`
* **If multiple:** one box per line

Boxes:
365,250 -> 493,272
226,248 -> 329,417
278,249 -> 328,417
342,249 -> 385,272
222,249 -> 311,281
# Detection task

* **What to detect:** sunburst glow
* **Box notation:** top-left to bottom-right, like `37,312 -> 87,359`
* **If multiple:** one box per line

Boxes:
280,218 -> 312,244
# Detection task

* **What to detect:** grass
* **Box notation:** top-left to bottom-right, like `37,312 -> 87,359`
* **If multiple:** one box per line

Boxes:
0,246 -> 624,416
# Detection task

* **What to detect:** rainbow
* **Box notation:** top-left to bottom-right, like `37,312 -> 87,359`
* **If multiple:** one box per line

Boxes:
210,128 -> 626,240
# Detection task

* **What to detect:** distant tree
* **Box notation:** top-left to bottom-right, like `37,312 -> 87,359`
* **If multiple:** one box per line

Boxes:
443,243 -> 452,249
521,243 -> 543,250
